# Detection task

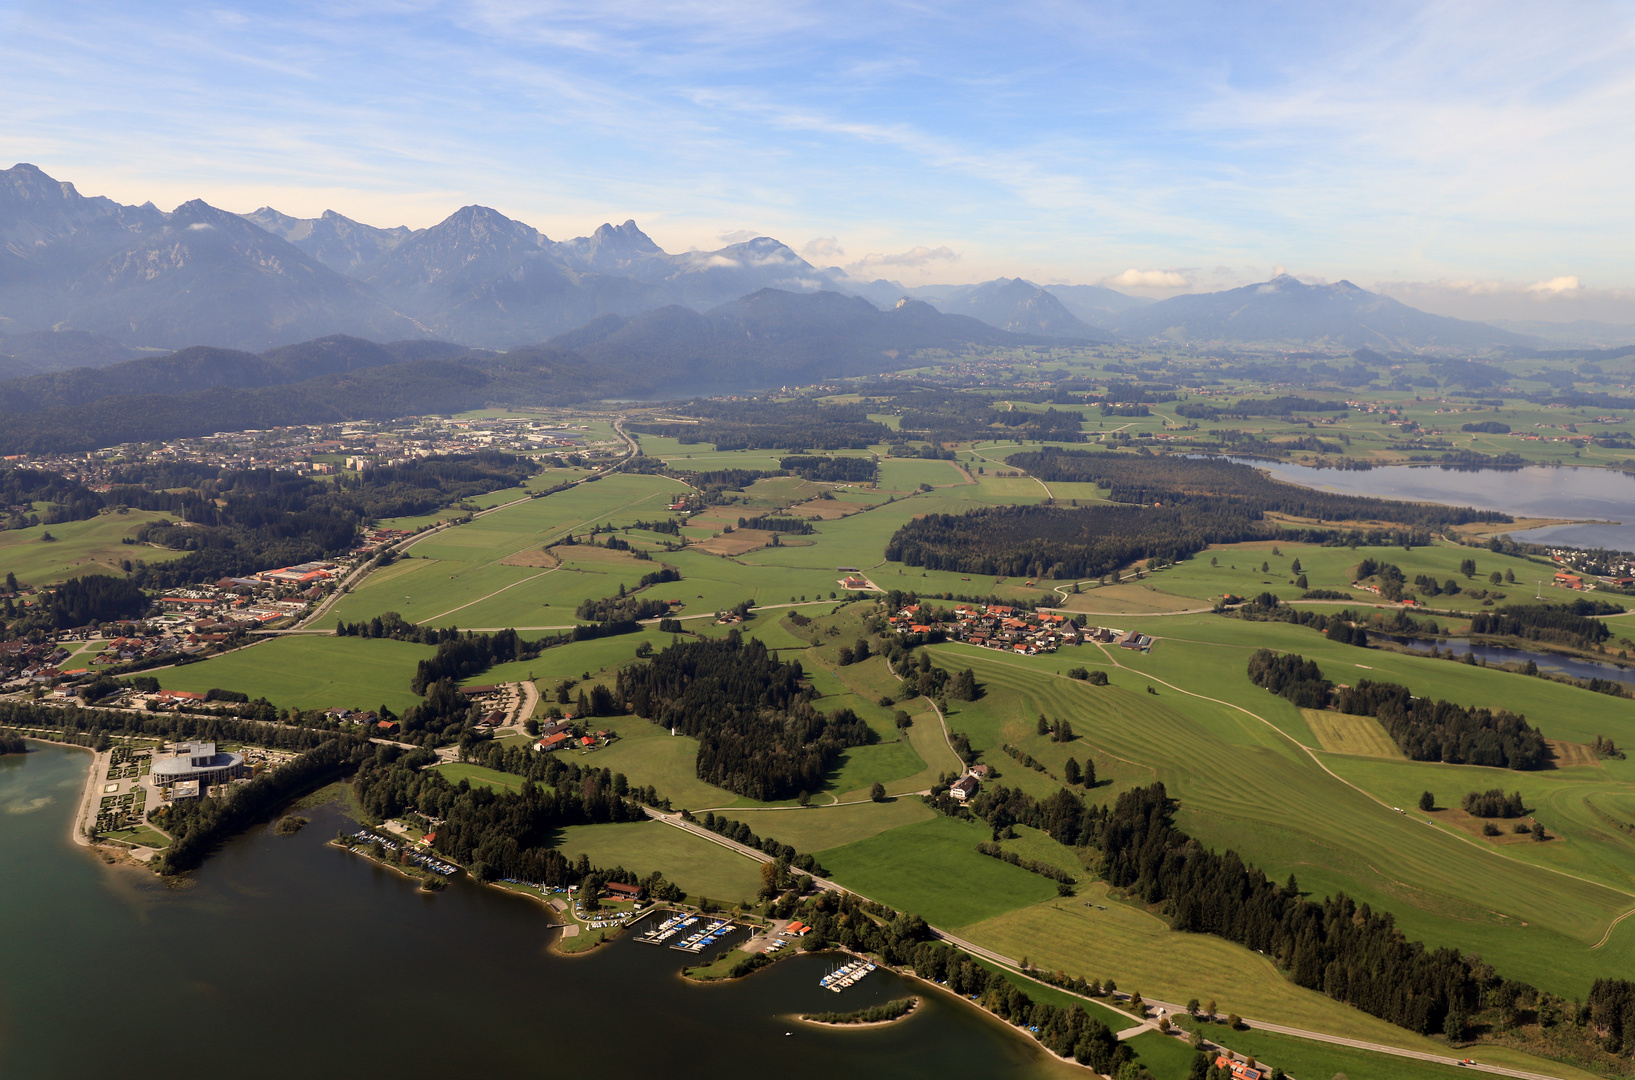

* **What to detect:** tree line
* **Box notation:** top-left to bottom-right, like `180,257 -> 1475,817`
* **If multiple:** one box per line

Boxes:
1470,602 -> 1617,649
1247,650 -> 1548,769
615,633 -> 872,801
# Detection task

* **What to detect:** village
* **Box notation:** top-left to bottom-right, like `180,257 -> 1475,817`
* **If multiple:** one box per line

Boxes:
886,600 -> 1149,656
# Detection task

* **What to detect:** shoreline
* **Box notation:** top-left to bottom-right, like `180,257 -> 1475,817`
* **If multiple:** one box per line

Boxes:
23,735 -> 102,850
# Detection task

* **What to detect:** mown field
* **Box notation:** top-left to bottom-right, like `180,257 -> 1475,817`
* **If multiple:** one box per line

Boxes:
155,636 -> 433,713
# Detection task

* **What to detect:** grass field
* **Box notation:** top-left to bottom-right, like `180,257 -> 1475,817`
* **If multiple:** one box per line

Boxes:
1301,708 -> 1406,758
0,509 -> 185,586
155,636 -> 433,713
924,637 -> 1635,998
816,815 -> 1060,928
433,762 -> 528,792
552,819 -> 765,903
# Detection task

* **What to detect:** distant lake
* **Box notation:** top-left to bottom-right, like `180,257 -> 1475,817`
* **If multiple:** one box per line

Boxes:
1381,636 -> 1635,688
0,743 -> 1068,1080
1229,459 -> 1635,553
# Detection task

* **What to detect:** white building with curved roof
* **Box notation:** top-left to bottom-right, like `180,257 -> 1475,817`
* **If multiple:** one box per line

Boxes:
152,742 -> 246,791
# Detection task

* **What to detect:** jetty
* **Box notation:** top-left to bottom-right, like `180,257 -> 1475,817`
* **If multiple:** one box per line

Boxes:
818,957 -> 875,993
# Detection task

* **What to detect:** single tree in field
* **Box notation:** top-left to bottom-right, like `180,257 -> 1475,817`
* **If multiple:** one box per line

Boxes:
1186,998 -> 1200,1016
1036,714 -> 1050,736
1082,758 -> 1096,787
1460,557 -> 1477,578
1205,998 -> 1216,1019
869,781 -> 887,802
1419,790 -> 1436,812
1064,757 -> 1083,786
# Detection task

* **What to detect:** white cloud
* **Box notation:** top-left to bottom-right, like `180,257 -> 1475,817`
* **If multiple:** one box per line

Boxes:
1101,268 -> 1191,289
846,245 -> 959,271
716,229 -> 757,244
802,236 -> 843,259
1373,277 -> 1635,326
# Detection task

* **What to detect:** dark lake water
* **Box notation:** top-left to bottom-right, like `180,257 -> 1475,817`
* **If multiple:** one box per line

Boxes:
1230,459 -> 1635,552
0,743 -> 1067,1080
1381,636 -> 1635,688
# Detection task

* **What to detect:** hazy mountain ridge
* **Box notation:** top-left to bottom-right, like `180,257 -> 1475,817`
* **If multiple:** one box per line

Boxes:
929,278 -> 1105,339
0,289 -> 1049,452
1107,274 -> 1524,349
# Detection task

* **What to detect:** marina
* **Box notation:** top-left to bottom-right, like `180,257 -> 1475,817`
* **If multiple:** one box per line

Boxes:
819,958 -> 876,993
670,918 -> 735,953
636,910 -> 696,945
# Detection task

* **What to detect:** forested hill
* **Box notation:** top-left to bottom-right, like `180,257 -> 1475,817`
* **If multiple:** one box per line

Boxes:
1008,448 -> 1511,527
0,350 -> 598,455
616,633 -> 874,801
0,335 -> 473,415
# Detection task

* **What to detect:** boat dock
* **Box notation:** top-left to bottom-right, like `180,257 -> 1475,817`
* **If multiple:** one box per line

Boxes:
670,918 -> 733,953
818,958 -> 876,993
636,911 -> 696,945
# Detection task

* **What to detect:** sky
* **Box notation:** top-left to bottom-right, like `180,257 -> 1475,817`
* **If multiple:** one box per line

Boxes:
3,0 -> 1635,323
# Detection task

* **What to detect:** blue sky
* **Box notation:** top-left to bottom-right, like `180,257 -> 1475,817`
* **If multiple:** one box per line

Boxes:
3,0 -> 1634,318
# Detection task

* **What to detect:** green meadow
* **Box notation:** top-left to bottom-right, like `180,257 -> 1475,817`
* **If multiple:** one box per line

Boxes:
155,636 -> 433,713
0,509 -> 186,587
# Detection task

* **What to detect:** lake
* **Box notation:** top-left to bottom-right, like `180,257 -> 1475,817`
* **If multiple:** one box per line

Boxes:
0,743 -> 1073,1080
1380,636 -> 1635,688
1231,459 -> 1635,552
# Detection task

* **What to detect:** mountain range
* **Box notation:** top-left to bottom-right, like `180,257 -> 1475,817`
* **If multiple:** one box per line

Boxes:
0,162 -> 1558,369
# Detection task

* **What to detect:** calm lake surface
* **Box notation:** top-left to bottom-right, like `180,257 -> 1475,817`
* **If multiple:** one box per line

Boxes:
0,743 -> 1066,1080
1382,636 -> 1635,688
1231,459 -> 1635,552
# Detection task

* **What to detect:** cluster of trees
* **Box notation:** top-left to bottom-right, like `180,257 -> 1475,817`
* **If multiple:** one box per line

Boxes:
674,468 -> 777,492
802,997 -> 917,1024
931,780 -> 1098,848
780,455 -> 876,483
575,594 -> 670,624
1337,680 -> 1548,770
736,515 -> 815,534
352,745 -> 649,885
885,502 -> 1267,580
1245,649 -> 1333,709
1461,789 -> 1528,818
1470,602 -> 1616,649
1232,596 -> 1369,647
5,574 -> 150,634
629,399 -> 890,450
1007,448 -> 1509,528
155,735 -> 374,873
616,633 -> 872,801
0,699 -> 346,752
694,811 -> 828,876
1589,980 -> 1635,1057
1462,420 -> 1512,434
1249,650 -> 1549,768
906,941 -> 1130,1071
410,629 -> 532,694
0,729 -> 26,754
0,466 -> 105,530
